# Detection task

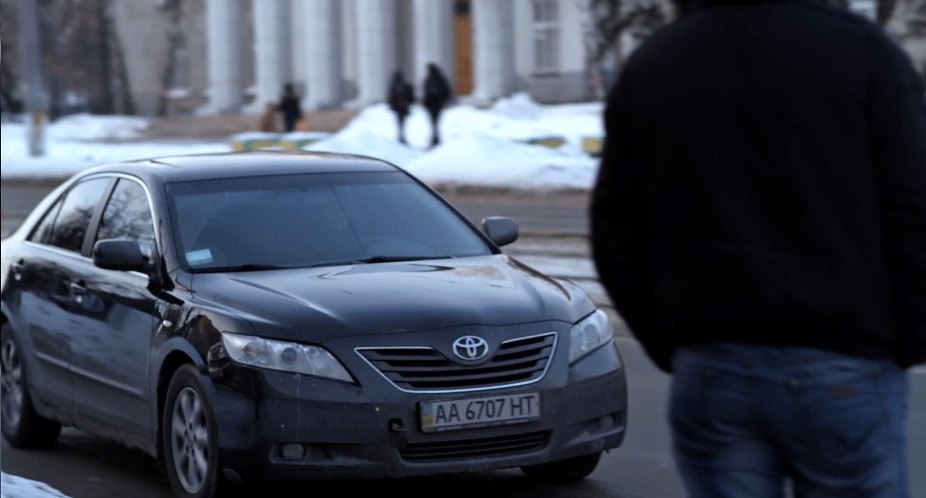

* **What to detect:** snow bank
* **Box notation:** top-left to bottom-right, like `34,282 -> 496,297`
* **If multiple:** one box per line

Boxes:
490,92 -> 544,120
403,132 -> 596,190
327,93 -> 603,151
305,93 -> 602,190
305,127 -> 423,166
1,472 -> 70,498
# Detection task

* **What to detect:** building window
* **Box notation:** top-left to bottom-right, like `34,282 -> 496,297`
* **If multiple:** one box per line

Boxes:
532,0 -> 560,74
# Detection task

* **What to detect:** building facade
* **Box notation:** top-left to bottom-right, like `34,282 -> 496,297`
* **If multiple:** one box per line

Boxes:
113,0 -> 599,116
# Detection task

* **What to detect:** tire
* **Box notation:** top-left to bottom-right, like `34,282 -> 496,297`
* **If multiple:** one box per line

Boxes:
162,364 -> 225,498
521,452 -> 602,483
0,322 -> 61,448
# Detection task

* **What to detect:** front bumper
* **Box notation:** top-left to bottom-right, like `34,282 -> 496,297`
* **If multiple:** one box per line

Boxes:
211,340 -> 627,481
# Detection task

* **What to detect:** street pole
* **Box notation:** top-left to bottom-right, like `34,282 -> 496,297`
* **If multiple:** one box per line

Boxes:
19,0 -> 47,157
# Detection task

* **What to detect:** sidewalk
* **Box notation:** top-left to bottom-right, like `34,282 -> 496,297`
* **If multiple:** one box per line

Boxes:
137,109 -> 358,141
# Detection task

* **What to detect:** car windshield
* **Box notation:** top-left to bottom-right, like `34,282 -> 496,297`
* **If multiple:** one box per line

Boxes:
165,171 -> 493,272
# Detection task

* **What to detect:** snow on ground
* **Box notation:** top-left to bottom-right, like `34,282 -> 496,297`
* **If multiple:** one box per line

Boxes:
0,472 -> 71,498
1,119 -> 228,179
3,94 -> 603,189
402,132 -> 595,189
43,113 -> 150,141
304,126 -> 424,166
306,93 -> 603,190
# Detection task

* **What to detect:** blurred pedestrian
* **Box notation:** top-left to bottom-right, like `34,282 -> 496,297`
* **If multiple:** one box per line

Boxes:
422,63 -> 451,147
591,1 -> 926,497
387,70 -> 415,144
278,83 -> 302,133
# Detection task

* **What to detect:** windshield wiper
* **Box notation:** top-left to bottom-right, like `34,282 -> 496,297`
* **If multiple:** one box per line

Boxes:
306,255 -> 446,268
196,263 -> 294,273
359,255 -> 444,263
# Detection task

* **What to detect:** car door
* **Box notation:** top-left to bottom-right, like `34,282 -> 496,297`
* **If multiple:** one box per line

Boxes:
69,177 -> 160,438
8,177 -> 112,416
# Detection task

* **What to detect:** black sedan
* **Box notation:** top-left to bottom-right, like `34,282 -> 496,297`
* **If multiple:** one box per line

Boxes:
0,152 -> 627,498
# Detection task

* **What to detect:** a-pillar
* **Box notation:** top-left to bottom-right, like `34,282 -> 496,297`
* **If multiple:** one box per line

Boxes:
412,0 -> 455,90
303,0 -> 342,110
352,0 -> 397,107
249,0 -> 291,114
470,0 -> 515,103
205,0 -> 245,113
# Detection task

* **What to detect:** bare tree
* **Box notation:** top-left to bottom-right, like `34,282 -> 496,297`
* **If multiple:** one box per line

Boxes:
0,0 -> 135,117
582,0 -> 671,98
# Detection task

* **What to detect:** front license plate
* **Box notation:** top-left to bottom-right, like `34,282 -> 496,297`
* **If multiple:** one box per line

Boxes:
419,392 -> 541,433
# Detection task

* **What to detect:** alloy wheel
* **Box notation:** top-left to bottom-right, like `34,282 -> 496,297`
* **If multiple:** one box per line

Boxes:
171,386 -> 210,494
0,339 -> 24,429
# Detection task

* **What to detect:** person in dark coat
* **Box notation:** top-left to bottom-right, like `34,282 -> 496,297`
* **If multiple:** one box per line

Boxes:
422,63 -> 451,147
591,0 -> 926,496
387,70 -> 415,144
277,83 -> 302,133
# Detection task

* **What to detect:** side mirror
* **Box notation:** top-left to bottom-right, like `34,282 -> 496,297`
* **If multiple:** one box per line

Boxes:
482,216 -> 519,247
93,239 -> 146,272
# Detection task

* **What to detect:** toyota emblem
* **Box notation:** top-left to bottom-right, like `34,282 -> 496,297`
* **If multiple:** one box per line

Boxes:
452,336 -> 489,361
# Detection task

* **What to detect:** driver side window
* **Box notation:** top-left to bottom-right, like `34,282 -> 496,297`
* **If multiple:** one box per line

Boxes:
96,179 -> 156,257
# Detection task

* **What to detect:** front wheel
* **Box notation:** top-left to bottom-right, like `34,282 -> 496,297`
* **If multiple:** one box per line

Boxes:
162,364 -> 225,498
521,452 -> 602,483
1,323 -> 61,448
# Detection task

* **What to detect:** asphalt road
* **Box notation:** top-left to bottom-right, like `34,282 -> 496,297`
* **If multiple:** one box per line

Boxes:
2,181 -> 925,497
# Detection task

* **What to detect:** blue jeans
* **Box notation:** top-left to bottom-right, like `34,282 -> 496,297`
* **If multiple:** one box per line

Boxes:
670,344 -> 908,498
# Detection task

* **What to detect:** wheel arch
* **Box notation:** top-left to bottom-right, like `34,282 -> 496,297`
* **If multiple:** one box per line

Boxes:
152,340 -> 207,466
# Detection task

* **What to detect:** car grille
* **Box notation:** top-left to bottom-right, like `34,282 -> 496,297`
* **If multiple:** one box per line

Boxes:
399,431 -> 551,462
356,332 -> 556,392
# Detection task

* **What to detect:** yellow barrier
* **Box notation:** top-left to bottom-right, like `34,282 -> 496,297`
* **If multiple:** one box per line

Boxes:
524,136 -> 566,148
582,137 -> 604,157
230,133 -> 283,152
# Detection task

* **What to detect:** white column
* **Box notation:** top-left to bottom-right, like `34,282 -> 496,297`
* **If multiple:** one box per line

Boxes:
303,0 -> 342,110
352,0 -> 396,107
250,0 -> 291,113
290,0 -> 307,90
205,0 -> 245,113
471,0 -> 515,103
412,0 -> 455,89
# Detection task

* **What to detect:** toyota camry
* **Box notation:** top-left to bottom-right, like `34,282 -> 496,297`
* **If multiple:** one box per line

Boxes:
0,152 -> 627,497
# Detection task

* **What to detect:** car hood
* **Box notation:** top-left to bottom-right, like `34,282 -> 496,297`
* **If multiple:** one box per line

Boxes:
190,254 -> 594,342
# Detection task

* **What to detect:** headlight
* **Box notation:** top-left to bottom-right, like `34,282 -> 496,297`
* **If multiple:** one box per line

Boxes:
569,309 -> 613,363
221,332 -> 353,382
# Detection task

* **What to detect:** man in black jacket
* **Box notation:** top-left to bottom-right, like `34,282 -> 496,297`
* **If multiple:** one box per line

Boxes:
423,63 -> 452,147
388,70 -> 415,144
591,0 -> 925,496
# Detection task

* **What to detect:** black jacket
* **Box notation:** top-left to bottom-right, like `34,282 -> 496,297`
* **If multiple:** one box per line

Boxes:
591,0 -> 926,372
423,65 -> 452,111
388,76 -> 415,116
278,94 -> 302,121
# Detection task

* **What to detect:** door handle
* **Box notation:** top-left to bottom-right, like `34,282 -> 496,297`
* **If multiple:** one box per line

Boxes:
69,281 -> 87,303
11,259 -> 25,281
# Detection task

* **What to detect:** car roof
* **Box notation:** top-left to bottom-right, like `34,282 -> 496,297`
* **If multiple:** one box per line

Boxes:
81,151 -> 399,184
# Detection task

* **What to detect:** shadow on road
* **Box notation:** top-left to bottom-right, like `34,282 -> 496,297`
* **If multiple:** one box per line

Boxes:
4,429 -> 628,498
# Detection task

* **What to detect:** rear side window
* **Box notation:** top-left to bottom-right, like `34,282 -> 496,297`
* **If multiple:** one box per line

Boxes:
96,179 -> 156,256
44,178 -> 110,253
30,198 -> 64,245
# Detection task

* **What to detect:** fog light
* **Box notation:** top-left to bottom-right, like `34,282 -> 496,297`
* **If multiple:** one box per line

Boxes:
598,415 -> 614,431
280,443 -> 306,460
